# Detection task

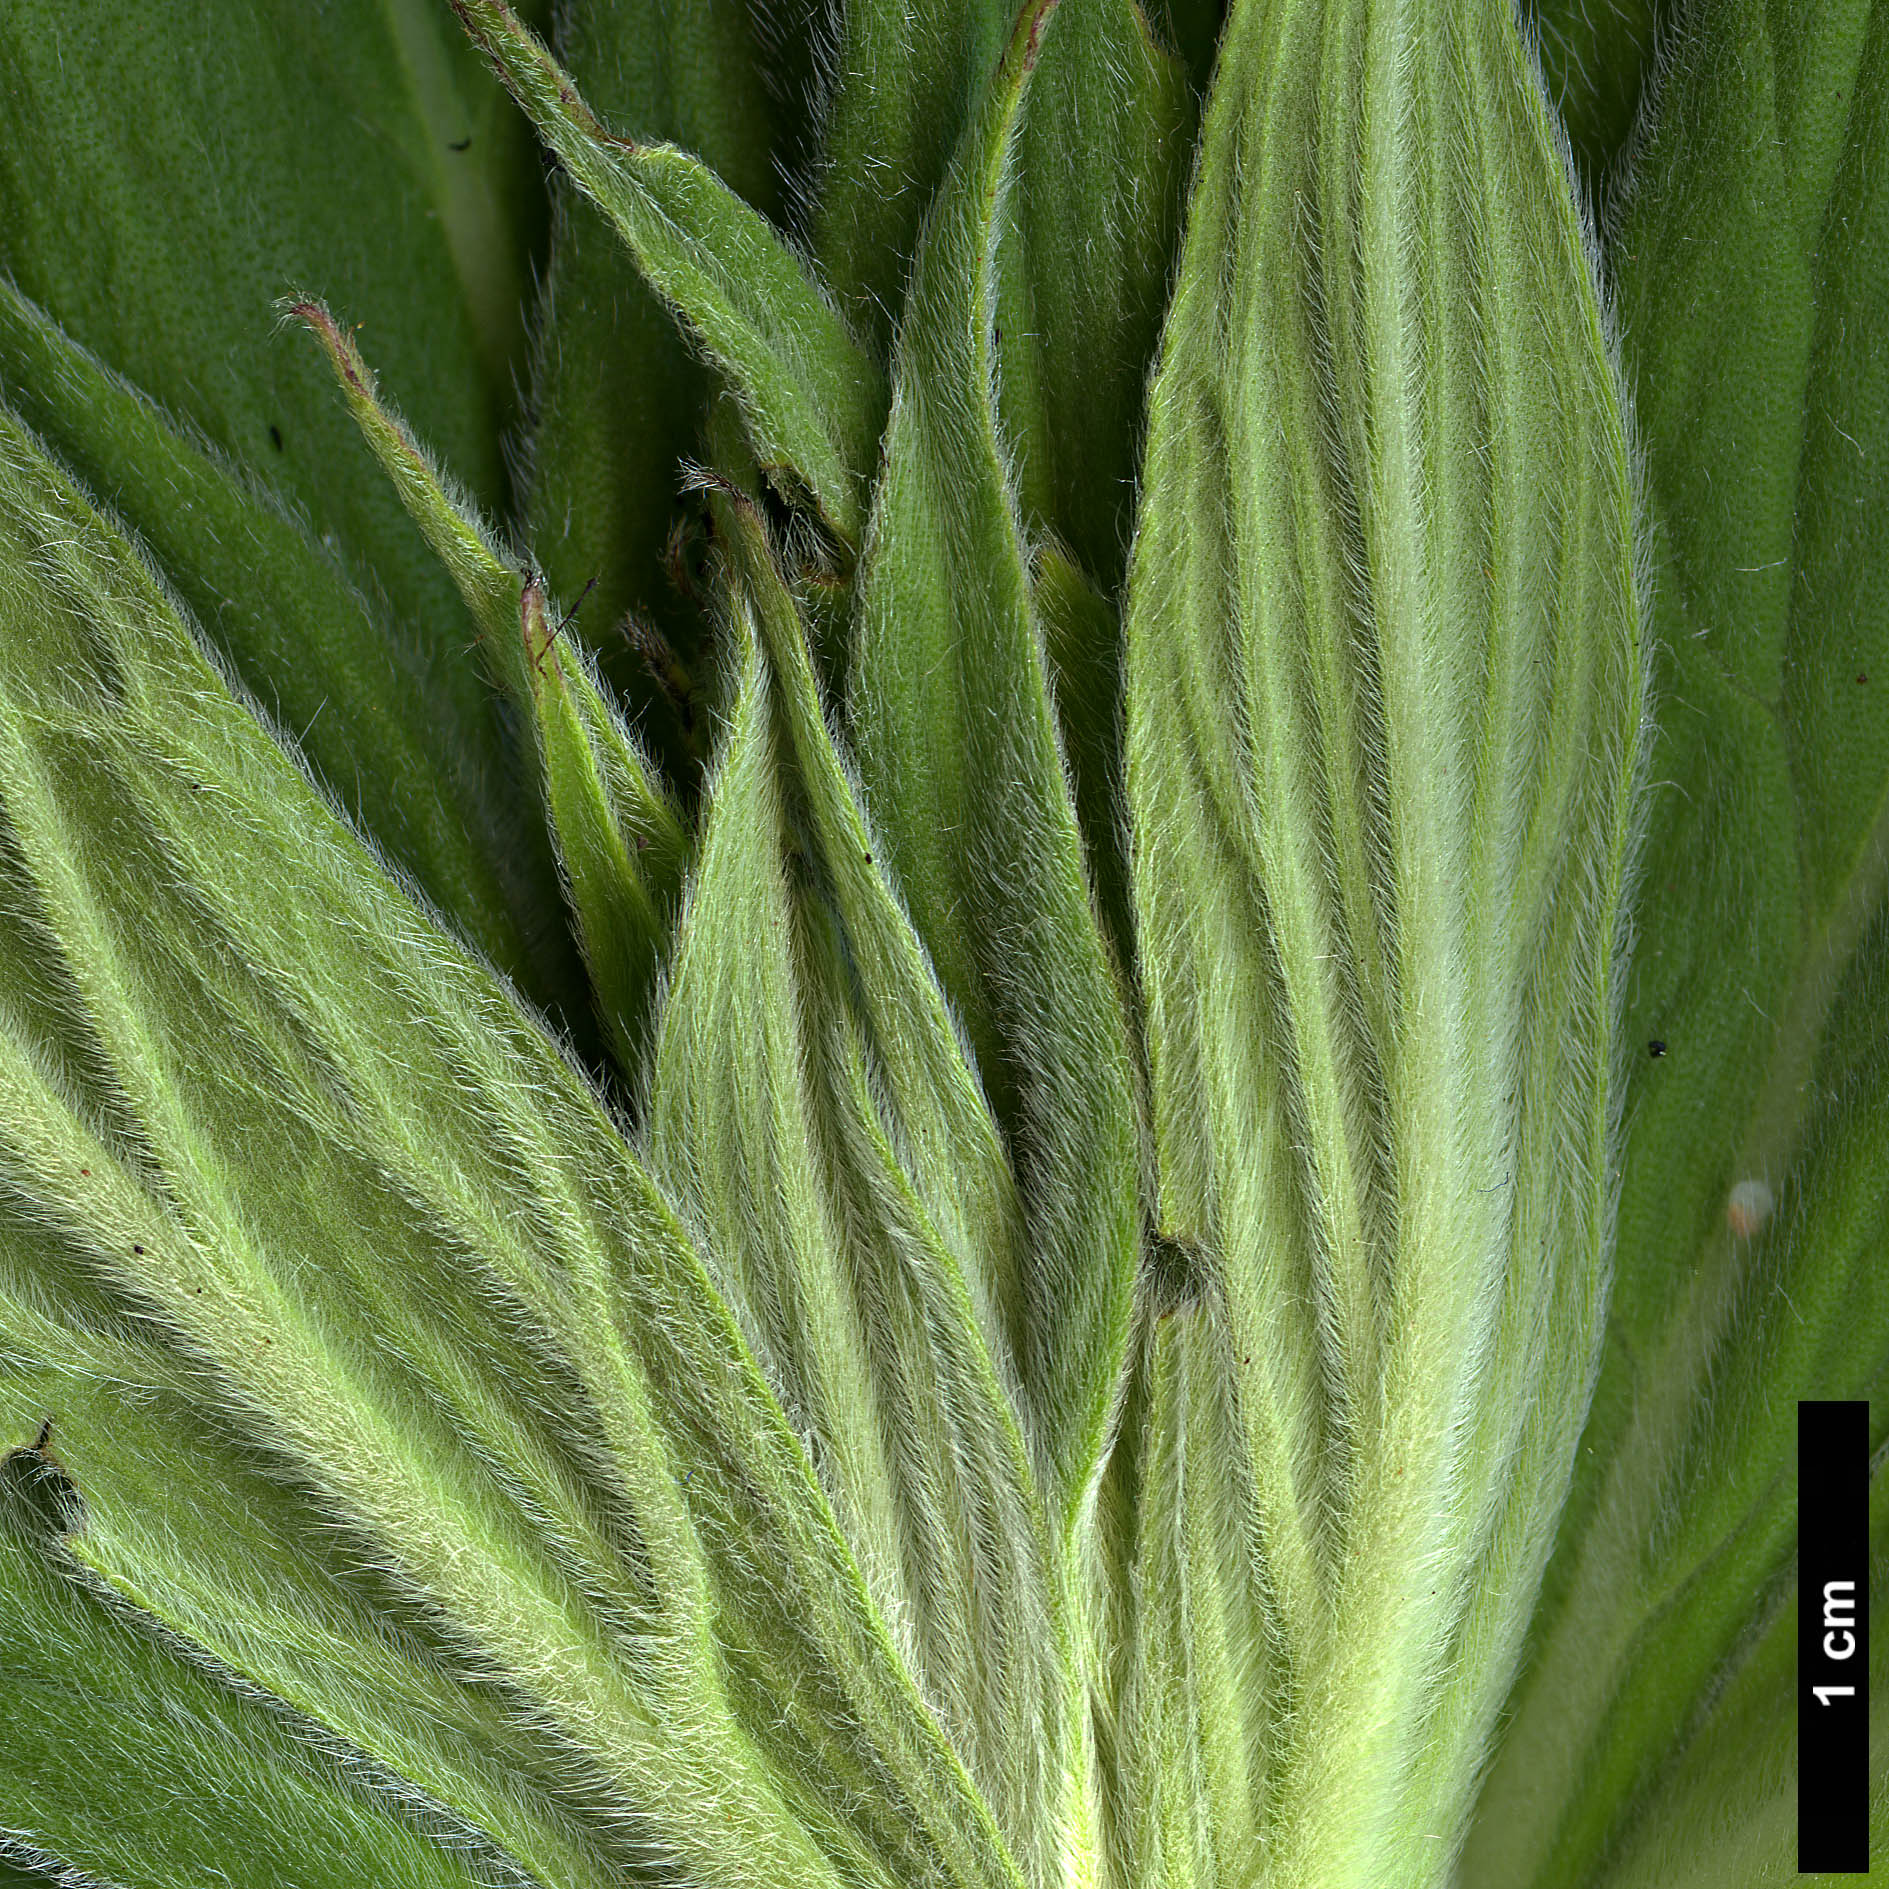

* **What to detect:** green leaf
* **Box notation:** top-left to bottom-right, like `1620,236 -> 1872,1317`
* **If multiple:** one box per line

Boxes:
526,0 -> 797,786
650,496 -> 1078,1886
451,0 -> 885,547
1104,1296 -> 1274,1885
1122,0 -> 1644,1880
0,0 -> 545,648
999,0 -> 1196,589
847,0 -> 1144,1525
0,277 -> 576,1014
1557,1466 -> 1889,1888
0,1377 -> 643,1889
0,1452 -> 508,1889
811,0 -> 1010,361
293,300 -> 689,1075
0,398 -> 1010,1889
1520,0 -> 1665,206
1464,4 -> 1889,1879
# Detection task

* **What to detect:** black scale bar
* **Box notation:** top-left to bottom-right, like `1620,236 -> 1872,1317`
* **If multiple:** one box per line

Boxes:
1800,1400 -> 1869,1874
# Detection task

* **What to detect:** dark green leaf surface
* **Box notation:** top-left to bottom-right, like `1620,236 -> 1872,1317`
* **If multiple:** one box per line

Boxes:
810,0 -> 1011,361
527,0 -> 794,783
1464,3 -> 1889,1881
1521,0 -> 1664,206
0,0 -> 545,641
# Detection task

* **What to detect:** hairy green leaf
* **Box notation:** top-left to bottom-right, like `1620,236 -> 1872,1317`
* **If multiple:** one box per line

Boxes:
809,0 -> 1010,361
999,0 -> 1195,589
294,300 -> 689,1076
452,0 -> 885,547
526,0 -> 795,785
0,277 -> 575,1014
0,1448 -> 516,1889
651,496 -> 1081,1885
0,0 -> 545,646
1123,0 -> 1645,1879
847,0 -> 1144,1526
1464,3 -> 1889,1879
0,401 -> 1026,1889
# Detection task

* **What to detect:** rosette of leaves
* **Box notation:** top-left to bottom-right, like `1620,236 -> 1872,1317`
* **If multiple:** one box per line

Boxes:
0,1 -> 1881,1886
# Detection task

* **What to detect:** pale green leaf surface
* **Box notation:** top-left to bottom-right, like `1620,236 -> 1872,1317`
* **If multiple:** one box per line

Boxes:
1103,1296 -> 1275,1889
1462,4 -> 1889,1879
527,0 -> 794,782
0,0 -> 544,645
294,300 -> 690,1077
847,0 -> 1143,1525
649,494 -> 1087,1888
1123,0 -> 1644,1882
453,0 -> 885,547
0,402 -> 1044,1889
0,277 -> 574,1013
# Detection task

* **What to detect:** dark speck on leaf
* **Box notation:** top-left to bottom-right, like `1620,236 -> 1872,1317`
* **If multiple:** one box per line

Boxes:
1648,1040 -> 1667,1059
448,135 -> 472,152
268,425 -> 284,452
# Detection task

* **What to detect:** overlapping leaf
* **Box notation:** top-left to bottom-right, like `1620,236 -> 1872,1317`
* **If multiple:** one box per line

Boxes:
0,278 -> 574,1014
452,0 -> 884,547
649,495 -> 1087,1886
0,0 -> 546,665
526,0 -> 803,783
0,403 -> 1035,1889
294,300 -> 688,1077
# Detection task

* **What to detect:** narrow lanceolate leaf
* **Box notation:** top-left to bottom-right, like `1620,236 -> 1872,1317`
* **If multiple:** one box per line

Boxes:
527,0 -> 794,786
810,0 -> 1010,361
999,0 -> 1195,589
650,499 -> 1080,1888
1465,5 -> 1889,1881
0,278 -> 570,1012
1104,1293 -> 1275,1889
451,0 -> 885,546
0,1374 -> 637,1889
0,403 -> 1041,1889
847,0 -> 1143,1525
1123,0 -> 1644,1882
295,300 -> 687,1073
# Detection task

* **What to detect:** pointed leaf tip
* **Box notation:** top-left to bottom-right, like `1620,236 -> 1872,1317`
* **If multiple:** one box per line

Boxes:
448,0 -> 885,547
